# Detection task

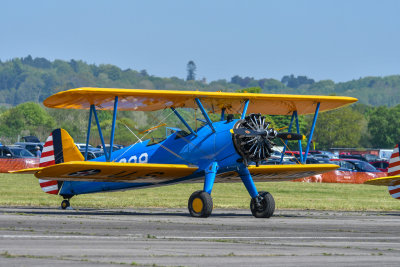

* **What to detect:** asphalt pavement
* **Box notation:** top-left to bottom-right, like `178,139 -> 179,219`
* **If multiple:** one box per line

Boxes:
1,207 -> 400,266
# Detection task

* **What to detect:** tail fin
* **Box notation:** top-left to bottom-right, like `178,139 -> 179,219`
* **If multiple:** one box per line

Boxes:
39,129 -> 84,195
388,144 -> 400,199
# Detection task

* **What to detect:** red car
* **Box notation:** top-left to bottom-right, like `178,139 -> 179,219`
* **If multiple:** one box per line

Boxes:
0,145 -> 39,173
369,160 -> 389,172
294,158 -> 386,184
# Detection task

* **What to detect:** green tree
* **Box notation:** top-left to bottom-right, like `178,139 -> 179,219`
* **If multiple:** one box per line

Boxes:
368,105 -> 400,148
0,102 -> 55,142
311,107 -> 366,150
186,61 -> 196,81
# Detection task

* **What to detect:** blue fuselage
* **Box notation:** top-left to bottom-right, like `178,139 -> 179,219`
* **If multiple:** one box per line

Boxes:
59,120 -> 242,196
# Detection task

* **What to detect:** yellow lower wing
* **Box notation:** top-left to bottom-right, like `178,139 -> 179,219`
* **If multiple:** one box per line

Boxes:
217,164 -> 338,182
364,175 -> 400,186
32,161 -> 198,183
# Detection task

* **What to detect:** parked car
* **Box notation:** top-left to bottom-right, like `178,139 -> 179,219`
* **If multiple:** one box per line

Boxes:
309,150 -> 338,159
14,142 -> 43,155
96,144 -> 124,151
289,156 -> 330,164
21,135 -> 40,143
339,153 -> 379,162
1,145 -> 36,158
369,160 -> 389,172
0,145 -> 39,172
79,149 -> 105,160
294,158 -> 386,184
75,143 -> 95,150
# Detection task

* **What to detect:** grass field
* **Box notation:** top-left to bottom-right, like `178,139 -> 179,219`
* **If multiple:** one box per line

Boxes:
1,173 -> 399,211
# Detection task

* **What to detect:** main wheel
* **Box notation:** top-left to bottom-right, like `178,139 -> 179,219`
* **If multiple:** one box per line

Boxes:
250,191 -> 275,218
188,190 -> 213,218
61,199 -> 70,210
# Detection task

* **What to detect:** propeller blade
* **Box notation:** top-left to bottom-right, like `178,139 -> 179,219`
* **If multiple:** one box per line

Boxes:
230,128 -> 263,136
276,132 -> 305,140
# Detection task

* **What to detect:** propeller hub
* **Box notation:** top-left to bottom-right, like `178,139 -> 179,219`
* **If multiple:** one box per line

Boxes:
231,113 -> 274,166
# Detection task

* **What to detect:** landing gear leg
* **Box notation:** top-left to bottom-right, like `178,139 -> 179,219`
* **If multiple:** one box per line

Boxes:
188,162 -> 218,218
238,164 -> 275,218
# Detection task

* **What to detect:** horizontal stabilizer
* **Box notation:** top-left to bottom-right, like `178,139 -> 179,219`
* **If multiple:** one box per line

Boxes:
364,176 -> 400,186
217,164 -> 338,182
9,167 -> 44,174
33,161 -> 198,183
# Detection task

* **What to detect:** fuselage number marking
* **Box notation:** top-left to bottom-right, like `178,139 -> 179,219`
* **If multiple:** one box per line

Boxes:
118,153 -> 148,163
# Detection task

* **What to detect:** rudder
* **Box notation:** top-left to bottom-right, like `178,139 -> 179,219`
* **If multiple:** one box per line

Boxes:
387,144 -> 400,199
39,129 -> 84,194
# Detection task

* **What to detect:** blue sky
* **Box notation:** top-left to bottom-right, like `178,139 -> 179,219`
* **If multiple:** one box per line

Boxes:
1,0 -> 399,82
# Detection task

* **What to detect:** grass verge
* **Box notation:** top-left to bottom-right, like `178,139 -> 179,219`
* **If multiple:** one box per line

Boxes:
0,173 -> 398,211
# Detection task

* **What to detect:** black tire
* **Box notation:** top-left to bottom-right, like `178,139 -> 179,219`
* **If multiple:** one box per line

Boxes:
188,190 -> 213,218
250,191 -> 275,218
61,199 -> 70,210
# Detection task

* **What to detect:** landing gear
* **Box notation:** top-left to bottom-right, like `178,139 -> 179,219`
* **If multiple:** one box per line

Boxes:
61,199 -> 70,210
250,191 -> 275,218
188,190 -> 213,218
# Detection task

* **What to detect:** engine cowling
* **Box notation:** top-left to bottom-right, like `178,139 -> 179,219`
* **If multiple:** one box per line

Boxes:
232,113 -> 276,166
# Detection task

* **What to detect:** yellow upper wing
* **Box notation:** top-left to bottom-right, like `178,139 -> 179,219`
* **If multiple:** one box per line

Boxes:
364,175 -> 400,186
217,164 -> 339,182
32,161 -> 198,183
43,88 -> 357,115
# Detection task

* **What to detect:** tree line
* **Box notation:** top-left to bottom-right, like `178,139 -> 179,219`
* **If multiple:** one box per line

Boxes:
0,91 -> 398,150
0,56 -> 400,150
1,56 -> 400,107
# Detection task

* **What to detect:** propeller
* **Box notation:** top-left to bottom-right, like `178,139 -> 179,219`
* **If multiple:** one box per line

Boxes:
231,128 -> 304,140
231,113 -> 304,166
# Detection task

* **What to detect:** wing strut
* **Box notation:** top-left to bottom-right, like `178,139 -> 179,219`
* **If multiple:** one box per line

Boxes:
92,105 -> 108,160
241,99 -> 250,120
280,111 -> 295,164
84,105 -> 94,160
303,102 -> 320,163
220,108 -> 225,121
109,96 -> 119,161
86,96 -> 119,162
170,107 -> 196,136
295,110 -> 304,162
195,98 -> 215,133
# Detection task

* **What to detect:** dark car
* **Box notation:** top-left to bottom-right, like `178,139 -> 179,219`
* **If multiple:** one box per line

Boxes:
14,142 -> 43,155
0,145 -> 35,158
330,158 -> 381,172
96,144 -> 124,151
369,160 -> 389,172
339,153 -> 379,162
79,149 -> 105,160
290,156 -> 330,164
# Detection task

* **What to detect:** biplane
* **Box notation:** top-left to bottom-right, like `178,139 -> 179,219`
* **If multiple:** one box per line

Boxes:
13,88 -> 357,218
365,143 -> 400,200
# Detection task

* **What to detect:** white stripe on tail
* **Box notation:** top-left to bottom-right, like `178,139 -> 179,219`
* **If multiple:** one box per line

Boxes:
39,133 -> 59,195
388,144 -> 400,199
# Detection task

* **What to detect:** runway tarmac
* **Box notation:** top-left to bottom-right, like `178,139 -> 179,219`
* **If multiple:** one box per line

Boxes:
1,207 -> 400,266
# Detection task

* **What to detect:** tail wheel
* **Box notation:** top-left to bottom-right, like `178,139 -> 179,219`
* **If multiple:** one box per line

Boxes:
250,191 -> 275,218
188,190 -> 213,218
61,199 -> 70,210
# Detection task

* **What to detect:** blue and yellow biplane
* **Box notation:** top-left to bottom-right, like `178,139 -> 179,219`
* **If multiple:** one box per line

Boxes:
15,88 -> 357,218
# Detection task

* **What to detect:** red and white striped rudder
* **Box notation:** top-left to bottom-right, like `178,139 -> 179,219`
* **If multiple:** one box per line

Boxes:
388,144 -> 400,199
39,132 -> 59,195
